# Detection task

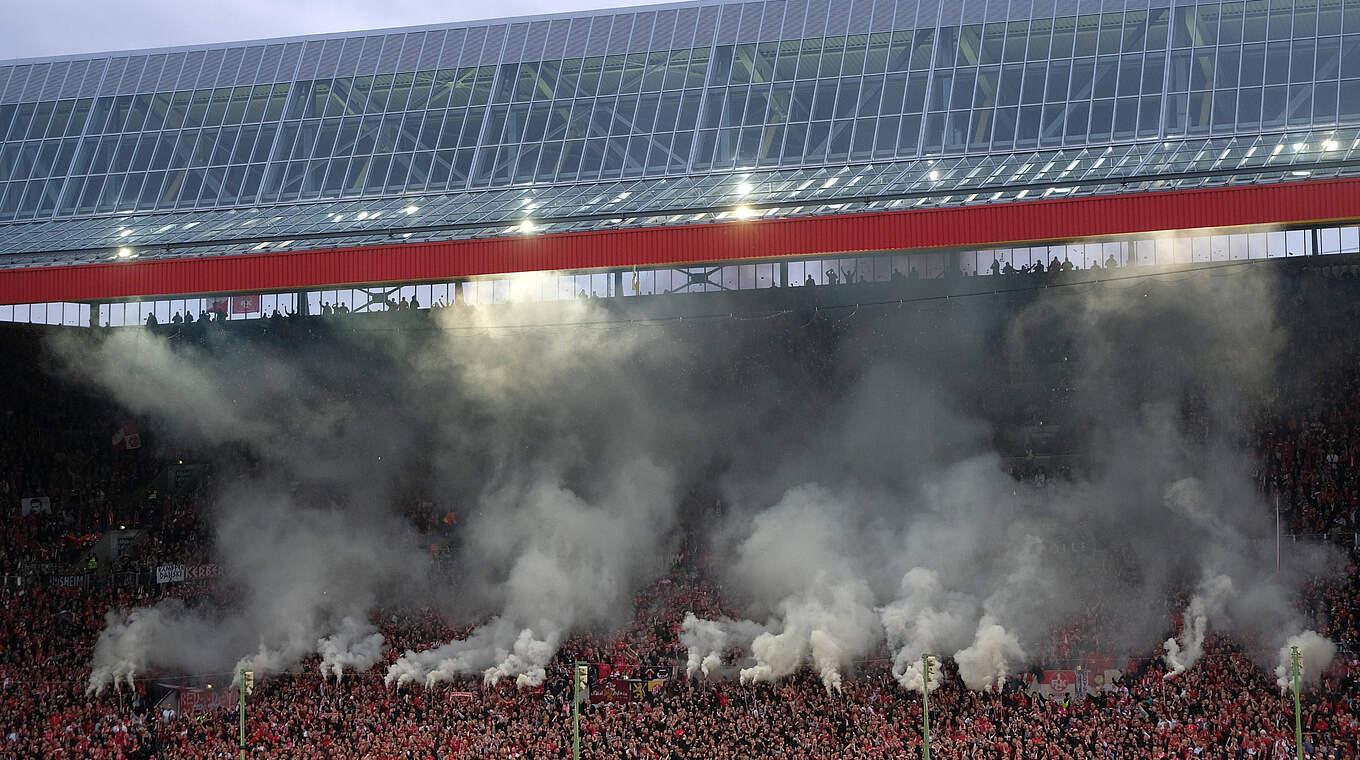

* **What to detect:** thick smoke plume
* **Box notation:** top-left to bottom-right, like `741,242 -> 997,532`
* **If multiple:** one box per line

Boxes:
1274,630 -> 1337,692
680,614 -> 769,679
62,299 -> 700,692
57,263 -> 1343,697
954,618 -> 1026,692
1163,573 -> 1236,678
684,265 -> 1340,694
318,616 -> 386,681
387,457 -> 676,688
878,568 -> 975,692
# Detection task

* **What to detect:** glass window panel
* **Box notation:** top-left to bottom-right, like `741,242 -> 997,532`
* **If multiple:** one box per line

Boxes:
1122,10 -> 1149,52
1286,83 -> 1313,125
620,54 -> 646,93
1021,64 -> 1046,104
1195,5 -> 1220,46
865,33 -> 890,75
686,48 -> 711,88
997,67 -> 1022,106
819,37 -> 845,78
1340,80 -> 1360,120
1296,0 -> 1319,36
1189,48 -> 1215,90
1267,0 -> 1292,40
1261,84 -> 1287,126
1290,40 -> 1316,84
663,50 -> 692,91
1075,15 -> 1100,57
1317,36 -> 1341,79
1045,61 -> 1071,102
834,78 -> 859,119
887,31 -> 912,71
911,29 -> 936,70
730,44 -> 756,85
1314,80 -> 1338,122
1220,2 -> 1245,44
1027,19 -> 1052,61
842,36 -> 868,76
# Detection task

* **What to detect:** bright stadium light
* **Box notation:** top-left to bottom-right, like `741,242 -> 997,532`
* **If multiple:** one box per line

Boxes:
1322,140 -> 1337,151
119,229 -> 131,236
519,219 -> 537,233
734,205 -> 755,219
404,205 -> 419,214
116,247 -> 133,258
737,181 -> 753,195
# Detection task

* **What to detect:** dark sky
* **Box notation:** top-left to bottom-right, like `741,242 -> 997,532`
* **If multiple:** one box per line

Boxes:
1,0 -> 678,61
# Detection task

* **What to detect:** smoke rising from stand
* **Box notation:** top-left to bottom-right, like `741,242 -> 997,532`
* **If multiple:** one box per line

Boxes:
58,268 -> 1342,696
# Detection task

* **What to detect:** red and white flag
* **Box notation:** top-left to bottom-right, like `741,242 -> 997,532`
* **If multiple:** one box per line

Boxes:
112,422 -> 142,451
231,295 -> 260,314
1041,670 -> 1076,700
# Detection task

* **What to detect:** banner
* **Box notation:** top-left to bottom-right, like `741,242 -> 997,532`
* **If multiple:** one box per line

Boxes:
177,686 -> 237,715
1091,669 -> 1122,693
589,675 -> 632,704
231,295 -> 260,314
156,564 -> 186,584
112,423 -> 141,451
1073,669 -> 1091,700
1041,670 -> 1076,700
629,679 -> 666,701
20,496 -> 52,516
185,564 -> 221,581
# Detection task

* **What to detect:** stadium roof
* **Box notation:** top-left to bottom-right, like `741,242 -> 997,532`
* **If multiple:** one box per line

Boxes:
1,0 -> 1359,291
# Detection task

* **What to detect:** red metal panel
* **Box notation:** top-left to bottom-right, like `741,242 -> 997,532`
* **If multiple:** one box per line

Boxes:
3,178 -> 1360,305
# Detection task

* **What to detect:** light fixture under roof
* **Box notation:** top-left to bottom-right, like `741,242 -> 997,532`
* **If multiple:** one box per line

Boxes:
404,205 -> 419,214
116,247 -> 133,258
518,219 -> 537,233
737,181 -> 753,194
734,205 -> 755,219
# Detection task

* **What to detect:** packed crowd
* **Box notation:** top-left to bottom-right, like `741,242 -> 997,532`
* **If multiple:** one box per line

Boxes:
5,268 -> 1360,759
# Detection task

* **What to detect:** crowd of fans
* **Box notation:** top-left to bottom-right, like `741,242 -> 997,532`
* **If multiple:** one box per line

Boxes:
5,265 -> 1360,760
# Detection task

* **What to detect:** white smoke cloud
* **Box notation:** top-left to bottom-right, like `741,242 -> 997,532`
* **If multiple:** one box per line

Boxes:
87,602 -> 215,695
680,613 -> 767,678
318,616 -> 386,681
954,617 -> 1025,691
879,568 -> 978,692
65,261 -> 1344,702
1274,630 -> 1337,692
711,486 -> 883,692
387,458 -> 677,689
1163,574 -> 1236,678
736,575 -> 880,692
